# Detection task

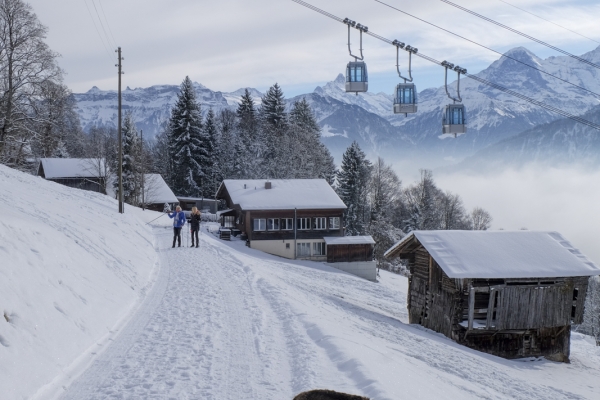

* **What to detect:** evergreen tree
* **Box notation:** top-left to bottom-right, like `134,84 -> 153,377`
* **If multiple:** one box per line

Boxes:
260,83 -> 288,178
203,108 -> 218,196
236,89 -> 261,178
215,109 -> 237,180
115,112 -> 140,204
168,76 -> 206,196
337,141 -> 371,236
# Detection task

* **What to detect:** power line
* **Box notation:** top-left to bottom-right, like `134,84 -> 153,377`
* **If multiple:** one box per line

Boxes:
97,0 -> 119,48
90,0 -> 117,49
371,0 -> 600,99
289,0 -> 600,132
497,0 -> 600,45
440,0 -> 600,71
83,0 -> 113,61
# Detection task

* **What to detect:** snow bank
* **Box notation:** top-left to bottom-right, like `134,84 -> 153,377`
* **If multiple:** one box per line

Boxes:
0,164 -> 158,400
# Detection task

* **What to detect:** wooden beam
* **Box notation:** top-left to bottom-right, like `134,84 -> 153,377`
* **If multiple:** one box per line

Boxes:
468,286 -> 475,331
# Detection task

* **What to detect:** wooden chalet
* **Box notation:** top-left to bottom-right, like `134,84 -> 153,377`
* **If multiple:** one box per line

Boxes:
385,230 -> 600,361
216,179 -> 377,281
37,158 -> 106,194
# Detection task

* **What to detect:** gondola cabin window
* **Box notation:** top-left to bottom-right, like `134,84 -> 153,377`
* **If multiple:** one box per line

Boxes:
253,218 -> 266,231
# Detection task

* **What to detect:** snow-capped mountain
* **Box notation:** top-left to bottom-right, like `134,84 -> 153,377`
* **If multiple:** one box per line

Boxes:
449,104 -> 600,173
73,45 -> 600,166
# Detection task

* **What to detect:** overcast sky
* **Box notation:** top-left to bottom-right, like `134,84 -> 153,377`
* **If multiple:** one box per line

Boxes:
27,0 -> 600,95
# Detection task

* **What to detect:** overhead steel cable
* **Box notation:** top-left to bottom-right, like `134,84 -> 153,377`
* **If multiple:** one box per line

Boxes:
91,0 -> 117,49
83,0 -> 113,61
497,0 -> 600,45
372,0 -> 600,99
289,0 -> 600,132
440,0 -> 600,70
98,0 -> 119,48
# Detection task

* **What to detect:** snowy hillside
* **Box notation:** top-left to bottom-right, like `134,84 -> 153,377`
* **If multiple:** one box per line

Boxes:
73,45 -> 600,166
0,165 -> 158,400
2,165 -> 600,399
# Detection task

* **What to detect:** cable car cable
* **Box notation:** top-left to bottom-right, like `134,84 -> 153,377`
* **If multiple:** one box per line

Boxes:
439,0 -> 600,71
83,0 -> 114,61
372,0 -> 600,99
496,0 -> 600,45
289,0 -> 600,132
97,0 -> 119,48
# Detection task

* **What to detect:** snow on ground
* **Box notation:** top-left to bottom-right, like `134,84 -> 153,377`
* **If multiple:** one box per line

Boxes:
0,164 -> 161,400
3,164 -> 600,399
58,226 -> 600,399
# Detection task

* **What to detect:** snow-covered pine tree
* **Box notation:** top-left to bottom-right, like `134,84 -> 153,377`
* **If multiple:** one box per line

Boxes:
117,112 -> 140,205
400,169 -> 443,232
236,89 -> 261,178
367,157 -> 404,270
216,109 -> 237,180
287,98 -> 336,181
51,139 -> 69,158
202,108 -> 218,196
259,83 -> 288,178
168,76 -> 206,196
337,141 -> 372,236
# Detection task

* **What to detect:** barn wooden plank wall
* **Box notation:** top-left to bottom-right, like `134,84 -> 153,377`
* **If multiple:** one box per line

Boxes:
400,242 -> 591,361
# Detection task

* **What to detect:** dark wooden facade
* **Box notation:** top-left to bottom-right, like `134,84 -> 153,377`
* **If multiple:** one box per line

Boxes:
392,242 -> 589,362
326,244 -> 373,263
37,162 -> 106,194
216,184 -> 345,242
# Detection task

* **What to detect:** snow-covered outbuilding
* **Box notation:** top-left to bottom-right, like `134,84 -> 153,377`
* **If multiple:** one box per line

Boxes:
37,158 -> 107,194
142,174 -> 178,211
216,179 -> 376,281
385,230 -> 600,361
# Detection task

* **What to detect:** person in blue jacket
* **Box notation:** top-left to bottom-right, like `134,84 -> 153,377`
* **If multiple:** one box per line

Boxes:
167,205 -> 186,248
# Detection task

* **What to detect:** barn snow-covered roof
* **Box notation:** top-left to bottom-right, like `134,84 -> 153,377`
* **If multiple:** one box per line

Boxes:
218,179 -> 346,210
40,158 -> 106,179
384,230 -> 600,279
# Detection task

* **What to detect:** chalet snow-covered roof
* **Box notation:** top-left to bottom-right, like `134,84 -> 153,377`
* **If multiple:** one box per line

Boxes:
384,230 -> 600,279
217,179 -> 346,210
144,174 -> 178,204
324,236 -> 375,245
39,158 -> 106,179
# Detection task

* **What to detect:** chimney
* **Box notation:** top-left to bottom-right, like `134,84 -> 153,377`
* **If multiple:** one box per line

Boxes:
265,181 -> 272,189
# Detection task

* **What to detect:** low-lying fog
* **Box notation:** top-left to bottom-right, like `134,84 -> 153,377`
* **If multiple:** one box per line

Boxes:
433,166 -> 600,265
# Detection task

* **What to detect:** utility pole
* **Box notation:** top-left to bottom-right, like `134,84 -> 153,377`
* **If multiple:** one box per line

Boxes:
116,47 -> 124,213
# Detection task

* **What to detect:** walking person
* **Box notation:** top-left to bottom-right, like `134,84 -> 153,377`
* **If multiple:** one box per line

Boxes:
190,207 -> 201,248
167,205 -> 186,248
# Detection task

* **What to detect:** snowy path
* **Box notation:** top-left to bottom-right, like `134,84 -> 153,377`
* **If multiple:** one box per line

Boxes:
58,226 -> 600,400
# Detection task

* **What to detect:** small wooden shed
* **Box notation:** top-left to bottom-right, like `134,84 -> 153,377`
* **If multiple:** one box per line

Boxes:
37,158 -> 106,194
385,230 -> 600,361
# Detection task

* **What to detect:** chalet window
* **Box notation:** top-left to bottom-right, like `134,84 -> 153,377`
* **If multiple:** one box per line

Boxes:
314,217 -> 327,230
253,218 -> 266,231
281,218 -> 293,230
267,218 -> 280,231
297,242 -> 311,257
297,218 -> 310,230
313,242 -> 325,256
329,217 -> 340,230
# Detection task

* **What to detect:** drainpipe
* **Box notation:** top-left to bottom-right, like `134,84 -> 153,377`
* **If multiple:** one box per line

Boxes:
294,207 -> 297,259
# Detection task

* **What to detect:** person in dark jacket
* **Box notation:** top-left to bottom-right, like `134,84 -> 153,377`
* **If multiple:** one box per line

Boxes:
190,206 -> 201,248
167,205 -> 186,248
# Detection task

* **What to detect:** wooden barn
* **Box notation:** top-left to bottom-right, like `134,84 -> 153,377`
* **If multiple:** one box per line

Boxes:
37,158 -> 106,194
384,230 -> 600,362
